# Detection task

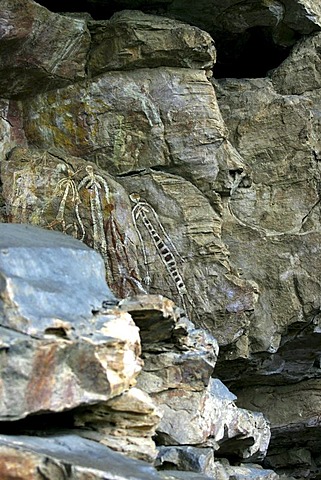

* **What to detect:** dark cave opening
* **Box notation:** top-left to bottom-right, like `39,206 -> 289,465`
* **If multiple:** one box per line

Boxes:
36,1 -> 295,79
213,26 -> 294,78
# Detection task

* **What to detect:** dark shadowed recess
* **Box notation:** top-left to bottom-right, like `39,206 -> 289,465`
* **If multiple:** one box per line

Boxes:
36,0 -> 295,78
213,26 -> 294,78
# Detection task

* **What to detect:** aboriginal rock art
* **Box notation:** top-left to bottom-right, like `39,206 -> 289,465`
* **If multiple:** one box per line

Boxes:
130,192 -> 193,315
53,163 -> 145,297
77,165 -> 110,263
3,148 -> 144,298
48,162 -> 85,240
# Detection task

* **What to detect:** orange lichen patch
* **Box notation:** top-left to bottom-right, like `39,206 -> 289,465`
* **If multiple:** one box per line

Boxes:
0,448 -> 40,480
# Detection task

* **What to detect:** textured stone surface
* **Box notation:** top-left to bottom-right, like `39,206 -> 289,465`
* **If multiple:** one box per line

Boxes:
120,295 -> 269,463
271,32 -> 321,94
118,170 -> 258,343
0,224 -> 142,420
156,446 -> 215,476
1,145 -> 257,341
214,74 -> 321,355
0,223 -> 117,330
212,27 -> 321,479
2,1 -> 321,477
87,0 -> 321,38
88,10 -> 216,75
75,387 -> 161,462
2,147 -> 144,298
153,378 -> 270,461
121,294 -> 219,392
0,434 -> 163,479
0,0 -> 90,98
22,66 -> 241,191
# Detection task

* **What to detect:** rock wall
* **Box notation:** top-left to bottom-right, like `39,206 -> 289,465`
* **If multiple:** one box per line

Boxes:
1,0 -> 321,478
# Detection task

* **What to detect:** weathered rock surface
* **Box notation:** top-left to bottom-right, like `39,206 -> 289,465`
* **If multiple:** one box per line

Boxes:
1,1 -> 320,478
2,147 -> 144,298
22,66 -> 240,192
271,32 -> 321,95
75,386 -> 161,462
88,10 -> 216,75
0,434 -> 163,480
214,73 -> 321,356
1,145 -> 257,344
213,20 -> 321,480
0,223 -> 142,421
0,0 -> 90,99
59,0 -> 321,77
156,447 -> 281,480
120,296 -> 270,463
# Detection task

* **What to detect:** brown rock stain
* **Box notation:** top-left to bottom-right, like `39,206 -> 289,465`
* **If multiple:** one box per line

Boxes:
26,342 -> 59,412
0,448 -> 38,480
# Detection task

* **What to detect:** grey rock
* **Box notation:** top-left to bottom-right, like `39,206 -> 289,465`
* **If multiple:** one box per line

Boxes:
106,0 -> 321,39
156,445 -> 215,476
224,464 -> 280,480
74,387 -> 162,462
0,224 -> 142,420
153,378 -> 270,461
214,74 -> 321,355
88,10 -> 216,76
159,471 -> 212,480
270,32 -> 321,95
0,433 -> 162,479
0,223 -> 117,334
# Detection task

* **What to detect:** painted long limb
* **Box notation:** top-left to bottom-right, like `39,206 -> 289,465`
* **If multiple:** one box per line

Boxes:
94,174 -> 110,204
56,181 -> 70,229
132,204 -> 151,287
74,198 -> 86,241
77,175 -> 90,191
92,183 -> 108,261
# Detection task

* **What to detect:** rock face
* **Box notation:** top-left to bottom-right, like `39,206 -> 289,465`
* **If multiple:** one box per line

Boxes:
120,295 -> 271,476
0,434 -> 163,480
88,10 -> 216,75
213,18 -> 321,480
0,0 -> 321,478
0,225 -> 274,479
0,0 -> 90,98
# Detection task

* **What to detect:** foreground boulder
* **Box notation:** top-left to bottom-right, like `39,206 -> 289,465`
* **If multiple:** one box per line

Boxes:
0,223 -> 142,420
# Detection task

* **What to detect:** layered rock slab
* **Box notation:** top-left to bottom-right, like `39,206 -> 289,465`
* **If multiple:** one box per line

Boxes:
0,0 -> 90,98
0,223 -> 142,421
0,434 -> 163,480
120,295 -> 271,464
88,10 -> 216,75
75,386 -> 162,462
